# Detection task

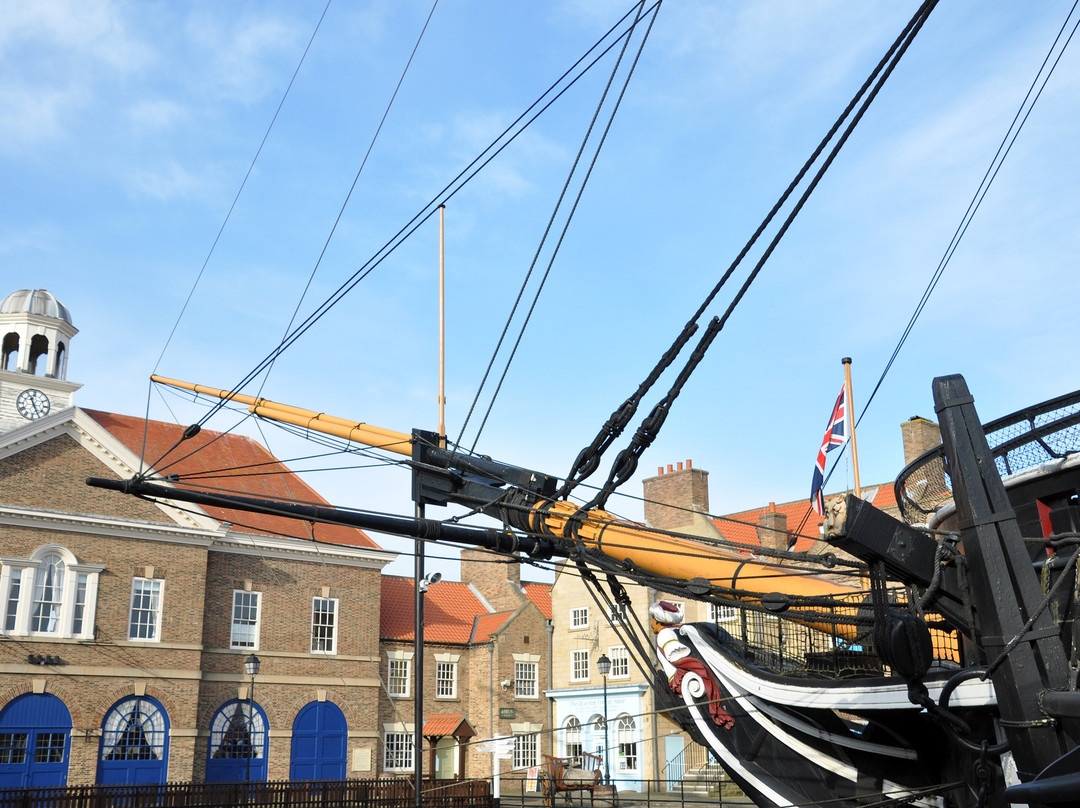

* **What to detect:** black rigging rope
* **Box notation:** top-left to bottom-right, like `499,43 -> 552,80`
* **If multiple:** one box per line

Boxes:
569,0 -> 940,511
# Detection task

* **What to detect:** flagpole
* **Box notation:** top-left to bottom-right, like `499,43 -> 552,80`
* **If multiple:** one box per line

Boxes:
842,357 -> 861,498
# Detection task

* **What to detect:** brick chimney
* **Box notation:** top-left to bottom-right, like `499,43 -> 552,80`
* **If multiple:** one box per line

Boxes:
460,548 -> 522,611
643,460 -> 709,531
901,416 -> 941,465
757,503 -> 789,553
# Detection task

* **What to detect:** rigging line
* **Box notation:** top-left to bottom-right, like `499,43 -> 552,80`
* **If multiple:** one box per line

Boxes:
560,2 -> 938,502
151,0 -> 333,377
585,2 -> 939,510
253,0 -> 442,403
458,0 -> 661,456
180,6 -> 656,440
853,0 -> 1080,435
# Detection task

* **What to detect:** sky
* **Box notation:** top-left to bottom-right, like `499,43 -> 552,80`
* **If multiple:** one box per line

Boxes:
3,0 -> 1079,579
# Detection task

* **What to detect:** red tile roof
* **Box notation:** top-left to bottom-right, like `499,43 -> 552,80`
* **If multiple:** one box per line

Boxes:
521,582 -> 552,619
712,485 -> 898,554
422,715 -> 475,738
470,611 -> 514,641
380,576 -> 491,643
84,409 -> 380,549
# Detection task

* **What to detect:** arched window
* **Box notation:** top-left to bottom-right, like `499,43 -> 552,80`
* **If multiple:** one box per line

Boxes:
31,555 -> 64,633
101,698 -> 167,761
616,715 -> 637,772
1,333 -> 17,371
2,546 -> 101,639
563,716 -> 582,766
54,342 -> 66,379
28,335 -> 48,376
205,700 -> 268,783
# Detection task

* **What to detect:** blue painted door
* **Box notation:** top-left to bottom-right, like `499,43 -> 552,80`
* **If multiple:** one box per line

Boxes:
289,702 -> 347,781
97,696 -> 169,785
0,694 -> 71,789
205,700 -> 268,783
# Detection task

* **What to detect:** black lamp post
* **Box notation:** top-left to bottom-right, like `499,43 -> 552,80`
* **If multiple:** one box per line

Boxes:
244,653 -> 260,784
596,653 -> 611,786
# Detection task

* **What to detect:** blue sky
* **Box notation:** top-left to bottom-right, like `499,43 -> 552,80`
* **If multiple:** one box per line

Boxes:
4,1 -> 1079,578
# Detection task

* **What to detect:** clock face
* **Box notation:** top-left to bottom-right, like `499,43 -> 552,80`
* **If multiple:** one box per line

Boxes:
16,388 -> 50,420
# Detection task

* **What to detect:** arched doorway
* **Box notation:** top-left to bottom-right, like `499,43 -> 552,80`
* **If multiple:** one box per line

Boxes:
205,699 -> 268,783
97,696 -> 169,784
289,701 -> 347,781
0,693 -> 71,788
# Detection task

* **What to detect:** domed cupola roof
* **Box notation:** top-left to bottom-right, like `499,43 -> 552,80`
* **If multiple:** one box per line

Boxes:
0,289 -> 74,327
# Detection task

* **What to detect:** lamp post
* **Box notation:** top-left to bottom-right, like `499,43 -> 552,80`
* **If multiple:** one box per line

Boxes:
596,654 -> 611,786
244,653 -> 260,784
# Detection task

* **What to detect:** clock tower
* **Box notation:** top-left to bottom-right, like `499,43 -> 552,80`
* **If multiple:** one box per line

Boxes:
0,289 -> 82,432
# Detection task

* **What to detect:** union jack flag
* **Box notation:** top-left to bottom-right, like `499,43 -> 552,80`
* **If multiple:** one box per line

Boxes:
810,386 -> 849,515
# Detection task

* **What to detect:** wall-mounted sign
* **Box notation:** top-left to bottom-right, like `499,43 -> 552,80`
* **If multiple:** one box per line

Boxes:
499,708 -> 516,719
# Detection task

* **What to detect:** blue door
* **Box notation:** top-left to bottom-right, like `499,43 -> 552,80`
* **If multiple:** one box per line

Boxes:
205,700 -> 268,783
97,696 -> 169,784
0,693 -> 71,788
289,701 -> 347,781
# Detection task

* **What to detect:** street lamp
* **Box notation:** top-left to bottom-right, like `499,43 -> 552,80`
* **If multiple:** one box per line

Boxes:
596,654 -> 611,786
244,654 -> 260,784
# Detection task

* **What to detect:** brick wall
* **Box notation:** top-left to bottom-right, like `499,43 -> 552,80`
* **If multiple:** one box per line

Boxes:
641,461 -> 709,531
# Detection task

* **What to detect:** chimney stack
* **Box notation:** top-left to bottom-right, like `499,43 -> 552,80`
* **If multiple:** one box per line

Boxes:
757,503 -> 789,553
901,416 -> 941,465
643,460 -> 709,531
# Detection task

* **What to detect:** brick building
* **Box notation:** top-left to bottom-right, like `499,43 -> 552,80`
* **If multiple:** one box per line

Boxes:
0,289 -> 553,788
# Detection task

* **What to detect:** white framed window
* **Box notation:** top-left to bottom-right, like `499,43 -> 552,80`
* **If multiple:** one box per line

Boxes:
435,660 -> 457,698
616,715 -> 638,771
230,590 -> 261,649
388,656 -> 411,698
608,603 -> 627,625
128,578 -> 163,641
570,649 -> 590,682
1,546 -> 101,639
564,716 -> 583,767
514,659 -> 538,699
570,606 -> 589,629
383,729 -> 414,771
608,645 -> 630,679
511,724 -> 541,769
311,597 -> 337,654
709,602 -> 737,623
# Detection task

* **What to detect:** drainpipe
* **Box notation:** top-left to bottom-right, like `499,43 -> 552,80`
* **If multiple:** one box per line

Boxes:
546,618 -> 554,757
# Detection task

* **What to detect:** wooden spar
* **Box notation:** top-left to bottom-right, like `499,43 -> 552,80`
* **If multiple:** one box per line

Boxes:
842,357 -> 861,498
150,375 -> 413,455
151,374 -> 862,633
438,205 -> 446,439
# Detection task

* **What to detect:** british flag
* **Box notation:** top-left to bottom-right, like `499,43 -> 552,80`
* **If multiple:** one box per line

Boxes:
810,386 -> 849,515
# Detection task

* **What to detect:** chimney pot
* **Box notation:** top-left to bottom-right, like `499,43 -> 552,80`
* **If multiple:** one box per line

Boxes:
668,464 -> 674,473
657,467 -> 664,476
686,459 -> 692,469
677,462 -> 684,472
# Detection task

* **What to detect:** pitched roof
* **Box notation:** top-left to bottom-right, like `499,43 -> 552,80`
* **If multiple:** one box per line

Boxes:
422,715 -> 475,738
83,409 -> 380,549
521,582 -> 552,619
380,576 -> 492,644
712,485 -> 898,554
470,611 -> 515,642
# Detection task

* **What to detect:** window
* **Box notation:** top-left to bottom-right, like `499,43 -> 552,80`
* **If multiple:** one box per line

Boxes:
608,603 -> 627,624
608,646 -> 629,678
515,661 -> 538,698
0,734 -> 27,764
388,657 -> 410,698
101,697 -> 167,761
209,701 -> 265,760
435,660 -> 457,698
570,607 -> 589,629
311,597 -> 337,654
230,591 -> 261,649
513,733 -> 538,769
616,715 -> 637,771
564,717 -> 583,767
1,546 -> 101,639
33,733 -> 66,764
384,731 -> 414,771
128,578 -> 163,641
570,649 -> 590,682
709,603 -> 737,623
